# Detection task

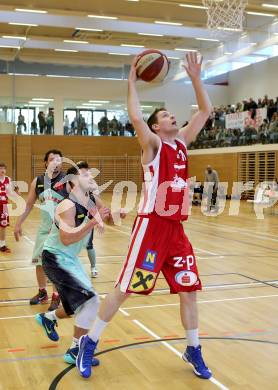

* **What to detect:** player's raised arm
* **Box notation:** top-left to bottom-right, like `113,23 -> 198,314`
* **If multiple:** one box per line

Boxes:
128,56 -> 160,152
177,52 -> 212,146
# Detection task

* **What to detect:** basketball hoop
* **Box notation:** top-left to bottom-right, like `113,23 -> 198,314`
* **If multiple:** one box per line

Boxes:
202,0 -> 248,33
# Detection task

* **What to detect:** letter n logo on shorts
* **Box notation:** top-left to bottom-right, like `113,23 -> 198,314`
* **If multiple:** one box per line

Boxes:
142,250 -> 157,271
128,268 -> 156,293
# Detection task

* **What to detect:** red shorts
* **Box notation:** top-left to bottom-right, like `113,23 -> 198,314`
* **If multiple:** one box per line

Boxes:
0,204 -> 9,228
116,214 -> 202,295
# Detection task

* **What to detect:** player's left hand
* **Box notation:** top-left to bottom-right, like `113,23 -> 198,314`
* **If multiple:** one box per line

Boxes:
183,51 -> 203,81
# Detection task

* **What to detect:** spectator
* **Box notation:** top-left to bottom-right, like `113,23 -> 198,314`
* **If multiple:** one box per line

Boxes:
31,119 -> 38,135
204,165 -> 219,211
38,111 -> 46,134
267,99 -> 276,122
64,115 -> 70,135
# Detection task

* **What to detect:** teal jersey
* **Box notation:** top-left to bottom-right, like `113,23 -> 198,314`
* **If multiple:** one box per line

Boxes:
35,172 -> 68,233
43,199 -> 91,259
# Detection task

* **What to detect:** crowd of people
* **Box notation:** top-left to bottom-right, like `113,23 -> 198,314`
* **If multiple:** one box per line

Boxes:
17,110 -> 54,135
190,95 -> 278,149
63,114 -> 135,136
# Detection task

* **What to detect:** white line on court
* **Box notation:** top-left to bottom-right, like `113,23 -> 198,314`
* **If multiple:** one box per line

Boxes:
1,282 -> 278,306
119,308 -> 130,317
122,293 -> 278,311
133,319 -> 229,390
195,247 -> 219,256
23,235 -> 35,245
0,314 -> 34,320
3,293 -> 276,318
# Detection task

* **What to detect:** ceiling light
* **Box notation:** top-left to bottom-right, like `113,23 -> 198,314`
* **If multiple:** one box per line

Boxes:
224,52 -> 232,55
274,32 -> 278,35
76,106 -> 96,109
121,44 -> 144,47
175,48 -> 197,51
262,3 -> 278,9
2,35 -> 26,40
179,4 -> 208,9
32,98 -> 54,101
54,49 -> 78,52
0,45 -> 20,49
29,101 -> 47,104
154,21 -> 183,26
63,40 -> 89,44
246,11 -> 275,17
141,105 -> 153,108
108,52 -> 131,56
9,22 -> 38,27
88,15 -> 118,20
76,27 -> 103,32
15,8 -> 47,13
250,42 -> 257,45
168,56 -> 181,59
138,33 -> 164,36
89,100 -> 110,103
196,37 -> 220,41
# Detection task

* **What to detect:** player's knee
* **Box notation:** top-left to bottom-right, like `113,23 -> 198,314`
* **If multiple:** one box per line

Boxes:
179,291 -> 197,304
74,295 -> 100,329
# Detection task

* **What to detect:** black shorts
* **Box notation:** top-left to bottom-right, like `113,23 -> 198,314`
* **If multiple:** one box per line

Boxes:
42,250 -> 95,315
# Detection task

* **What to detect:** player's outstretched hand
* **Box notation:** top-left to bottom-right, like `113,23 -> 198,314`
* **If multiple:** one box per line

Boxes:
14,224 -> 23,242
183,51 -> 203,81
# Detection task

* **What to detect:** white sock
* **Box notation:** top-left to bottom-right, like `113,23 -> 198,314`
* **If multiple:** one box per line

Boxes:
0,240 -> 5,247
44,310 -> 58,322
70,337 -> 79,349
88,316 -> 108,342
186,329 -> 199,348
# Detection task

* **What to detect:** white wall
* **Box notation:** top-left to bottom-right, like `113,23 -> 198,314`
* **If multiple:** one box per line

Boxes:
0,74 -> 228,128
228,56 -> 278,103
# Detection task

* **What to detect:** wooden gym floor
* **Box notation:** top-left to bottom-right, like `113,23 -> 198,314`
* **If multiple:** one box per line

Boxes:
0,196 -> 277,390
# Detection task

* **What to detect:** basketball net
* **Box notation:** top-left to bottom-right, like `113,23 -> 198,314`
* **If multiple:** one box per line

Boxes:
202,0 -> 248,33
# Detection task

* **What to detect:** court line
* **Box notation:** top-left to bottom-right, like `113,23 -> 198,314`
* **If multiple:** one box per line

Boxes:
23,235 -> 35,245
119,308 -> 130,317
133,319 -> 229,390
1,279 -> 278,306
2,293 -> 278,320
122,293 -> 278,311
191,219 -> 278,242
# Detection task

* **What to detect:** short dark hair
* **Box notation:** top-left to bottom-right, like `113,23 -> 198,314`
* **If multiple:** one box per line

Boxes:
44,149 -> 63,162
76,161 -> 89,170
66,166 -> 78,189
147,107 -> 167,133
0,162 -> 7,169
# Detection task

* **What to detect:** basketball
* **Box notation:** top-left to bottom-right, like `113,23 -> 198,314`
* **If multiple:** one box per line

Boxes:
135,49 -> 170,83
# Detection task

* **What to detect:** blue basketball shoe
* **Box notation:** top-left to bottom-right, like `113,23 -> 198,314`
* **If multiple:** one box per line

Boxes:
64,346 -> 100,366
76,335 -> 98,378
182,345 -> 212,379
35,313 -> 59,342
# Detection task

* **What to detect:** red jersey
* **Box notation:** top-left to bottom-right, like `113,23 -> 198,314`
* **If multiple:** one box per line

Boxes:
138,138 -> 189,221
0,176 -> 10,205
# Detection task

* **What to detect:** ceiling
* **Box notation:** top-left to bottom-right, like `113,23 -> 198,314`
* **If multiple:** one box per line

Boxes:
0,0 -> 277,80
